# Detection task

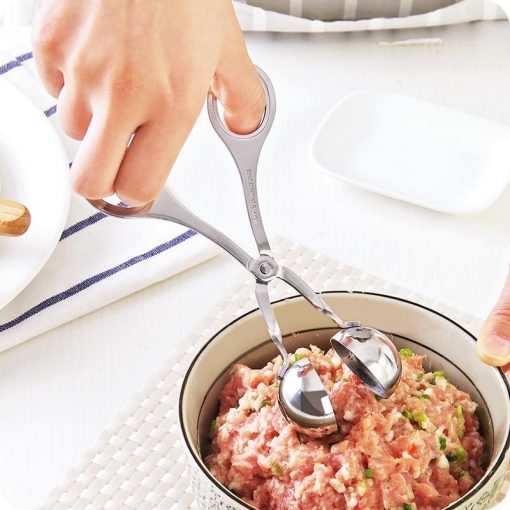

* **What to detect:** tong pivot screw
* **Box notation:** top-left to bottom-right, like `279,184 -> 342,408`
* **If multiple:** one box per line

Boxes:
259,262 -> 272,275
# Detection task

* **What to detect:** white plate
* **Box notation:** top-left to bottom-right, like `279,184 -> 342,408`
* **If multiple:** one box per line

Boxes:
0,81 -> 70,311
310,90 -> 510,214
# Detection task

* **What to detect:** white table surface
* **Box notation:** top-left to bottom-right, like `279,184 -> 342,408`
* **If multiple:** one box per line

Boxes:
2,20 -> 510,510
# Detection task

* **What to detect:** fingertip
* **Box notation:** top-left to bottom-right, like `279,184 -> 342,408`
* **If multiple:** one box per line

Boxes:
213,59 -> 266,135
477,324 -> 510,367
114,161 -> 162,206
223,81 -> 265,135
71,169 -> 114,200
476,341 -> 501,366
115,187 -> 158,207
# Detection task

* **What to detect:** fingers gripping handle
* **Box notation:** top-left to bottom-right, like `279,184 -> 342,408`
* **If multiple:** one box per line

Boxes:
207,67 -> 276,256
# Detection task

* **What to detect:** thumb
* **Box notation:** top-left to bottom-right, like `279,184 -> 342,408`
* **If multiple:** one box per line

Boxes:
211,20 -> 265,135
478,269 -> 510,367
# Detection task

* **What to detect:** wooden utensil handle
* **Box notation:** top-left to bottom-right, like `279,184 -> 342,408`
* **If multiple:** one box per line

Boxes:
0,198 -> 31,237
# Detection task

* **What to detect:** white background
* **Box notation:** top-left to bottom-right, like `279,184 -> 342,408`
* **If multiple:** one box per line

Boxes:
1,20 -> 510,509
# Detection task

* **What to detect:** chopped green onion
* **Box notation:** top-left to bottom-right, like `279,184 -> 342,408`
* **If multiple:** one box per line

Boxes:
413,411 -> 428,429
289,353 -> 305,365
364,468 -> 373,479
416,372 -> 424,381
429,370 -> 448,385
342,377 -> 348,382
455,446 -> 467,463
260,399 -> 271,408
399,348 -> 414,358
374,394 -> 382,401
421,394 -> 430,400
454,469 -> 465,479
272,462 -> 283,477
455,405 -> 465,427
209,419 -> 218,438
403,504 -> 413,510
431,370 -> 448,384
447,446 -> 467,464
272,380 -> 280,388
402,410 -> 413,420
439,436 -> 447,451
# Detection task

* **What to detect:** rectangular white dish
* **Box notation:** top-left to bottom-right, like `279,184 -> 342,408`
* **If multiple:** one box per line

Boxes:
310,90 -> 510,214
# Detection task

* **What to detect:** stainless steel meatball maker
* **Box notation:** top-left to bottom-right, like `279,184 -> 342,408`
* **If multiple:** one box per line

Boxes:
89,68 -> 402,438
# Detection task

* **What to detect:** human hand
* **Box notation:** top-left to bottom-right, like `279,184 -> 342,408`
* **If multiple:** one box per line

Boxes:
478,270 -> 510,369
32,0 -> 265,205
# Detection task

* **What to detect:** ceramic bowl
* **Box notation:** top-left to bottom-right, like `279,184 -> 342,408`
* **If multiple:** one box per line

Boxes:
179,292 -> 510,509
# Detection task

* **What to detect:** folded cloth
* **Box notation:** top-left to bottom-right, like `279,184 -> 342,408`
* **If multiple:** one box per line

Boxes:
0,28 -> 219,352
234,0 -> 507,31
244,0 -> 462,21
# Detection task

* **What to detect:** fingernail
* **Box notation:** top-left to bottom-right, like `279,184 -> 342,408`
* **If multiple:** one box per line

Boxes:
478,332 -> 510,365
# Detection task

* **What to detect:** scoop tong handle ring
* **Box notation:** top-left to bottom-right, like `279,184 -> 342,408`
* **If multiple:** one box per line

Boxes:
207,66 -> 275,257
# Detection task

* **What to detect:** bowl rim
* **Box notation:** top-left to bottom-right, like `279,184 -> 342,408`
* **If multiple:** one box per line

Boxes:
178,291 -> 510,510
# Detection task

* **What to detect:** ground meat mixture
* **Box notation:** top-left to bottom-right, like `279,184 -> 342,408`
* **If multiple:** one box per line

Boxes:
206,346 -> 486,510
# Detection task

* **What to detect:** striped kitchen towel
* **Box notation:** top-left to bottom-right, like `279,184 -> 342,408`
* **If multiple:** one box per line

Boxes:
234,0 -> 508,31
0,28 -> 219,352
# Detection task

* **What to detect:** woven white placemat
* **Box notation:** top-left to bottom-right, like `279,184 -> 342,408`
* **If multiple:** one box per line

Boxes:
40,236 -> 509,509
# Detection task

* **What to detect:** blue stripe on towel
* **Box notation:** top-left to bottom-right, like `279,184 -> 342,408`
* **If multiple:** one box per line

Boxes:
57,161 -> 106,241
0,229 -> 197,333
0,59 -> 21,75
0,52 -> 33,75
60,212 -> 107,240
44,104 -> 57,117
16,52 -> 33,63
